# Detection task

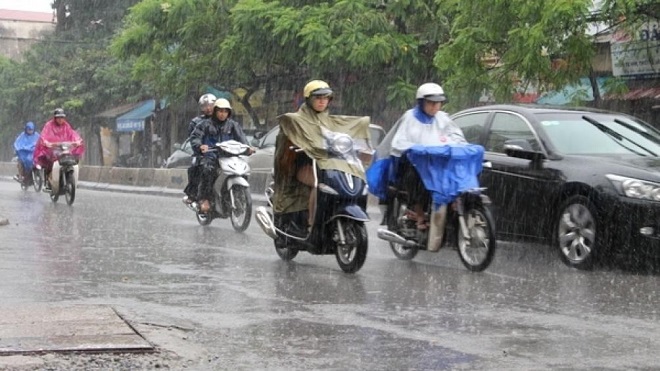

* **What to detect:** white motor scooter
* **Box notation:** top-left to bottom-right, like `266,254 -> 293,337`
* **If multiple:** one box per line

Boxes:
189,140 -> 253,232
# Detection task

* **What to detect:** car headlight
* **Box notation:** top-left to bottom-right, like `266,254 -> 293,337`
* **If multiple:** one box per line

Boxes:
606,174 -> 660,201
332,134 -> 353,155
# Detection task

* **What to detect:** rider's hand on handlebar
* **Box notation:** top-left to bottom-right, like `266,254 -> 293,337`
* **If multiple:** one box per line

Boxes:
74,140 -> 83,147
43,140 -> 53,148
200,144 -> 209,153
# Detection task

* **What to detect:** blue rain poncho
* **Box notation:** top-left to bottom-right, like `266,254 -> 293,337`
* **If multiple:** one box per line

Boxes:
404,144 -> 484,207
367,144 -> 484,207
13,121 -> 39,168
366,105 -> 483,207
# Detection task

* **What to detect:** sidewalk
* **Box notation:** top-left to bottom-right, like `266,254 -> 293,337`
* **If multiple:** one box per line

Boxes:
0,175 -> 381,215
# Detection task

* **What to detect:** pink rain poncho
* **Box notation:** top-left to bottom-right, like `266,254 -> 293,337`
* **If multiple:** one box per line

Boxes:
33,118 -> 85,171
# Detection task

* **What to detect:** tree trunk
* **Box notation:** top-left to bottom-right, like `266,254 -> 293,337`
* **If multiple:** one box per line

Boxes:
588,70 -> 601,108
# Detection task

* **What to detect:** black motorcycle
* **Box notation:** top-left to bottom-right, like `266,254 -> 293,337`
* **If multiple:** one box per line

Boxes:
14,150 -> 42,192
255,128 -> 371,273
377,147 -> 497,272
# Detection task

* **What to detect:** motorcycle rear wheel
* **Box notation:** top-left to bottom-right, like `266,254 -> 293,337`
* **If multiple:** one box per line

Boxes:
230,185 -> 252,232
457,204 -> 496,272
64,171 -> 76,205
334,220 -> 368,274
387,197 -> 419,260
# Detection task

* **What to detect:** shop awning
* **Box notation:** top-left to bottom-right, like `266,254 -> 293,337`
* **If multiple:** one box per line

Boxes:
96,102 -> 143,119
536,77 -> 607,105
116,99 -> 166,132
606,80 -> 660,100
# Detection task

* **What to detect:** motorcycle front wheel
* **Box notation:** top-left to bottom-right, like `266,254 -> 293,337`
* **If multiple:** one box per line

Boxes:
50,174 -> 59,203
274,236 -> 298,261
457,204 -> 496,272
32,168 -> 42,192
196,210 -> 213,226
334,219 -> 368,274
64,171 -> 76,205
230,185 -> 252,232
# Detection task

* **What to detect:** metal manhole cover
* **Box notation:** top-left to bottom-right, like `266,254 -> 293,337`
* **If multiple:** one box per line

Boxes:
0,305 -> 154,355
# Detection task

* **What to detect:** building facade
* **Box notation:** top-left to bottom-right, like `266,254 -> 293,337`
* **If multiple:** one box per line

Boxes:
0,9 -> 54,61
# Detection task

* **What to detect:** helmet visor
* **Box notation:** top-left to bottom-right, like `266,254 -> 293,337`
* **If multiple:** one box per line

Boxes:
311,87 -> 333,97
423,94 -> 447,103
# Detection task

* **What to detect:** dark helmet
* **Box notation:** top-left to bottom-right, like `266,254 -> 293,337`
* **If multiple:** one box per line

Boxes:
54,108 -> 66,118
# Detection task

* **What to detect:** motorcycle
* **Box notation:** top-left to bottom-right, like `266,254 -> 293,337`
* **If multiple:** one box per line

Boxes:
14,150 -> 42,192
188,140 -> 253,232
376,145 -> 496,272
255,127 -> 372,274
47,142 -> 80,205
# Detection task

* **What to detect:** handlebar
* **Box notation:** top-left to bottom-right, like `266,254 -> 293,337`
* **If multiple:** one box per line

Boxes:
44,141 -> 82,149
201,143 -> 254,156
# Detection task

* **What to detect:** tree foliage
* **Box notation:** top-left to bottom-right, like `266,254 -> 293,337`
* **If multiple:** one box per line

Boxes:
0,0 -> 142,143
434,0 -> 596,108
1,0 -> 652,145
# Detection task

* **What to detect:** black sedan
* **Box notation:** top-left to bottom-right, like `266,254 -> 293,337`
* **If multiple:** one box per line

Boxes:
451,104 -> 660,269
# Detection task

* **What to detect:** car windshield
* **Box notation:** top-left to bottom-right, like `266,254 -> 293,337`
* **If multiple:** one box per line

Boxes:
536,112 -> 660,157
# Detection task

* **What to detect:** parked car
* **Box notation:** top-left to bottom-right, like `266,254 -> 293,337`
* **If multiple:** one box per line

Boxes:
247,123 -> 387,174
451,104 -> 660,269
163,138 -> 193,168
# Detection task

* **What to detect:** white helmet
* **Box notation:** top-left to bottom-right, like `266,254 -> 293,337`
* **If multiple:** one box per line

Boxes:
214,98 -> 232,111
198,93 -> 217,106
415,83 -> 447,102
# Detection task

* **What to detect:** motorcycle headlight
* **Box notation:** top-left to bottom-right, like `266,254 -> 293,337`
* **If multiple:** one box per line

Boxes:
61,144 -> 70,151
606,174 -> 660,202
332,134 -> 353,155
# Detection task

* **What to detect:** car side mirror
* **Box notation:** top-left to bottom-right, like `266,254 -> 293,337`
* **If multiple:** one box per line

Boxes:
253,130 -> 266,140
173,143 -> 181,151
503,139 -> 545,161
504,144 -> 546,162
503,138 -> 533,151
250,138 -> 261,147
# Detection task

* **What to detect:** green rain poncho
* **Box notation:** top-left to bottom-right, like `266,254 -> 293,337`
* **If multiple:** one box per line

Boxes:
273,104 -> 371,214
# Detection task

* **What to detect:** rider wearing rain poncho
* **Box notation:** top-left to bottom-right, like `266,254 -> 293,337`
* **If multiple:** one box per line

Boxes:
13,121 -> 40,182
367,83 -> 483,229
273,80 -> 371,228
34,108 -> 85,190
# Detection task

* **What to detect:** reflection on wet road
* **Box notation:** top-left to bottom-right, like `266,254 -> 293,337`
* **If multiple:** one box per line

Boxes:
0,182 -> 658,369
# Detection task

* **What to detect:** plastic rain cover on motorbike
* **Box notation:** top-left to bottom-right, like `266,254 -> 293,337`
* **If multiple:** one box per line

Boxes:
405,144 -> 485,208
277,105 -> 371,179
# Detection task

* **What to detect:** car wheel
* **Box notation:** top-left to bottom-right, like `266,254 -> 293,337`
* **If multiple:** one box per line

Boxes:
555,195 -> 599,270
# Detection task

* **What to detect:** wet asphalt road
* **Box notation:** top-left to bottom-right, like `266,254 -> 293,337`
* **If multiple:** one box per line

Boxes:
0,181 -> 659,370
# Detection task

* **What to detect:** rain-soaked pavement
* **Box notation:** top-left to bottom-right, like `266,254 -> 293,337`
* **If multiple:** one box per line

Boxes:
0,181 -> 659,370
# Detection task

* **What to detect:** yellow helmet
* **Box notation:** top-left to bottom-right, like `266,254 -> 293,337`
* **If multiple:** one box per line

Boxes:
303,80 -> 333,98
